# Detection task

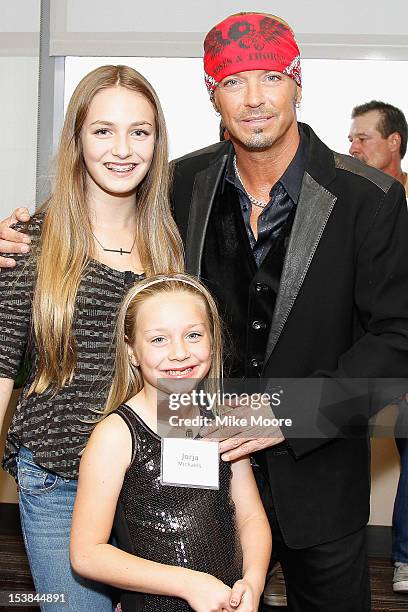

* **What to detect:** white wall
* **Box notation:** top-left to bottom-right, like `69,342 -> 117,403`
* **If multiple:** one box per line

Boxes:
0,58 -> 39,218
57,0 -> 408,36
300,59 -> 408,158
51,0 -> 408,58
0,0 -> 39,219
1,1 -> 41,32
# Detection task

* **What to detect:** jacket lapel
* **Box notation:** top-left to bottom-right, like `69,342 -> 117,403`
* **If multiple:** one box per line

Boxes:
264,171 -> 337,365
185,154 -> 229,277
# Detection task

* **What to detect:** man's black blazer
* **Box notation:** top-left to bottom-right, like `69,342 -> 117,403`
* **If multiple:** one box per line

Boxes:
171,124 -> 408,548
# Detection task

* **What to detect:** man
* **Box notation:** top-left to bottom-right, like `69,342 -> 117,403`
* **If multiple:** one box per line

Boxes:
1,12 -> 408,611
349,100 -> 408,195
350,101 -> 408,594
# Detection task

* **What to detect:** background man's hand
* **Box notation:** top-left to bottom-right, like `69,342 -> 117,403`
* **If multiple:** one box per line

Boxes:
201,400 -> 285,461
0,207 -> 31,267
218,435 -> 285,461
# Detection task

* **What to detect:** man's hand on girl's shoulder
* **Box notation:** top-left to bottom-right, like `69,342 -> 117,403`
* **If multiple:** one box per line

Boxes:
0,207 -> 32,268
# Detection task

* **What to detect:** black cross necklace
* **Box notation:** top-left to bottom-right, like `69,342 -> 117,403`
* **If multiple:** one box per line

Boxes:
92,232 -> 137,255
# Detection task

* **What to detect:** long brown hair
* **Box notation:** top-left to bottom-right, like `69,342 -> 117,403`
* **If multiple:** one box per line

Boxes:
104,274 -> 223,415
30,65 -> 184,395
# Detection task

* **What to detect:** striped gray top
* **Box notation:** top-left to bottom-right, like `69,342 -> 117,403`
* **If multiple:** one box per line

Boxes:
0,214 -> 143,479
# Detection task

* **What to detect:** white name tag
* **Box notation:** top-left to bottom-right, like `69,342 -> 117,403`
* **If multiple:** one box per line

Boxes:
161,438 -> 219,489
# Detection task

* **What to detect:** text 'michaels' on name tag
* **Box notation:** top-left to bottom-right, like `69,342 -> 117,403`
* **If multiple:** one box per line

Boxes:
161,438 -> 219,490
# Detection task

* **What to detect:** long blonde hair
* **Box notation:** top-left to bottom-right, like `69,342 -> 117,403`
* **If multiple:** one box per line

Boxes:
104,274 -> 223,415
30,65 -> 184,395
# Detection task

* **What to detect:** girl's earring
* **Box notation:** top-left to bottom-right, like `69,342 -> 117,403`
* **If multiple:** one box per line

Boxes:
128,351 -> 139,368
295,101 -> 302,120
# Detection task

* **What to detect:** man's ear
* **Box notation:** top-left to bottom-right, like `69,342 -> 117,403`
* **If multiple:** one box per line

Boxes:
295,85 -> 302,107
388,131 -> 401,154
212,91 -> 221,115
127,343 -> 139,367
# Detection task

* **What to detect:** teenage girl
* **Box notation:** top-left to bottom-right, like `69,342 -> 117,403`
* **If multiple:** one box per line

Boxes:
70,273 -> 272,612
0,65 -> 183,610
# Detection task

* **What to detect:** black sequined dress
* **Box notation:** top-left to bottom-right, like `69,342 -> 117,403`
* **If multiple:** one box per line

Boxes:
112,403 -> 243,612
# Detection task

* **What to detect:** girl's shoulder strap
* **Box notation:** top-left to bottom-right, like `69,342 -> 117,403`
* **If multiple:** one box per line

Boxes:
110,404 -> 138,468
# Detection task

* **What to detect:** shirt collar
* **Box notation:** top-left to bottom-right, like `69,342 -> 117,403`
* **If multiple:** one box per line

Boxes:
224,126 -> 309,204
279,129 -> 308,203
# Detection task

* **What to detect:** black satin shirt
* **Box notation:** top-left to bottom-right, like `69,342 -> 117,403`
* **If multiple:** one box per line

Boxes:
225,131 -> 308,266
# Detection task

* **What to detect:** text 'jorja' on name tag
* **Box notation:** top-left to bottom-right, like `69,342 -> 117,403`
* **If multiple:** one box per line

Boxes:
161,438 -> 219,489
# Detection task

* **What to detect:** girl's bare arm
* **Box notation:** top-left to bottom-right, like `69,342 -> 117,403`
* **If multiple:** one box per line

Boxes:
230,457 -> 272,609
0,378 -> 15,434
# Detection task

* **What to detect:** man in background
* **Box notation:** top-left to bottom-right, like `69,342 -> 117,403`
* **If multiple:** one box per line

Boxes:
349,100 -> 407,195
349,101 -> 408,594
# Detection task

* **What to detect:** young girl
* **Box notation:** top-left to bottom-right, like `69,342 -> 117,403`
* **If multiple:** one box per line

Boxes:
70,273 -> 272,612
0,65 -> 183,610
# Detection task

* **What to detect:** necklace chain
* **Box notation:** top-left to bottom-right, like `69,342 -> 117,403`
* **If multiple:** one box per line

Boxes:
92,231 -> 137,256
233,156 -> 268,209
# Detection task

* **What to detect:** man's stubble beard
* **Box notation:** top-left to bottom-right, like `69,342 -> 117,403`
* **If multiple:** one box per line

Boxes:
242,128 -> 276,151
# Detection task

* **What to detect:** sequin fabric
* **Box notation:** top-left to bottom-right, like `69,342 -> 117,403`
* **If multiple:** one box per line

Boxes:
113,403 -> 243,612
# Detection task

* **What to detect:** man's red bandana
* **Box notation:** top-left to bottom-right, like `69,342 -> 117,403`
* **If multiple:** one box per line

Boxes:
203,12 -> 301,95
